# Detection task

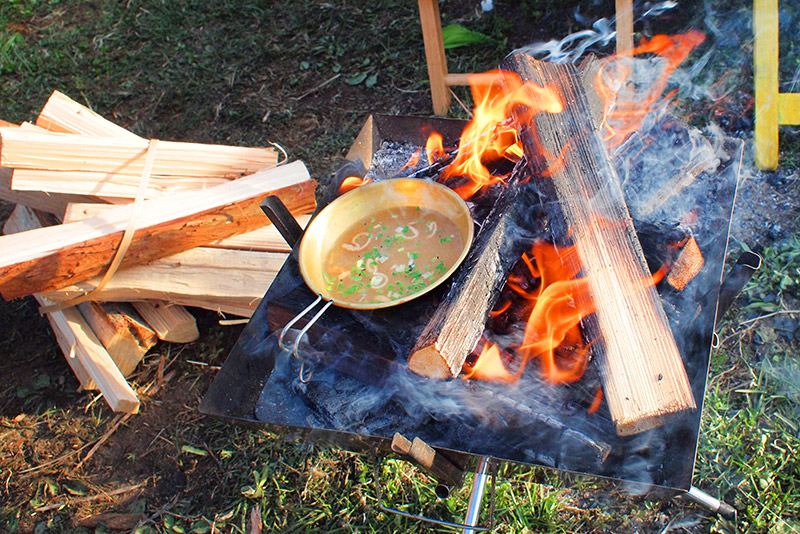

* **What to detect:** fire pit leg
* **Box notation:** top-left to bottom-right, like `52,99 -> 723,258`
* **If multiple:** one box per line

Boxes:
372,449 -> 495,531
462,456 -> 492,534
685,486 -> 737,520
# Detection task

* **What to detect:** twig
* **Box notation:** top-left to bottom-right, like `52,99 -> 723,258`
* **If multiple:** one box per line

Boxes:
218,318 -> 249,326
739,309 -> 800,326
449,87 -> 473,117
33,482 -> 146,513
295,74 -> 341,101
721,309 -> 800,345
73,413 -> 132,472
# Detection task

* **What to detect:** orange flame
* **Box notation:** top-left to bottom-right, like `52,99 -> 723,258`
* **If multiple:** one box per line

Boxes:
467,238 -> 673,385
441,70 -> 563,199
426,132 -> 446,165
399,148 -> 422,172
462,342 -> 517,383
338,176 -> 372,195
595,30 -> 705,147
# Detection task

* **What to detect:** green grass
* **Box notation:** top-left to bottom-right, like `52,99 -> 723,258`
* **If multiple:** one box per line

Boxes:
2,1 -> 800,533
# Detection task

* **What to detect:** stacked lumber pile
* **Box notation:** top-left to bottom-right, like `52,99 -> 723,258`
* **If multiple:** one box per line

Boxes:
0,91 -> 317,413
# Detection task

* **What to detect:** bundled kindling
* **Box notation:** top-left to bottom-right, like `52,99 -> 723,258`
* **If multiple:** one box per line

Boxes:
0,90 -> 316,412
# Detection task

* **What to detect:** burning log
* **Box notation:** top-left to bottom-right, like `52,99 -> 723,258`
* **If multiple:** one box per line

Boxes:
0,161 -> 314,300
407,166 -> 525,379
666,236 -> 704,291
503,53 -> 696,436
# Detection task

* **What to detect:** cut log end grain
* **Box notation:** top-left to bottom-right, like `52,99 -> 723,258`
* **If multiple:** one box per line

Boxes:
132,301 -> 199,344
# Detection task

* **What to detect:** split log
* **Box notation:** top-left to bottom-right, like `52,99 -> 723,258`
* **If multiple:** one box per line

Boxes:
408,169 -> 524,379
35,90 -> 143,139
77,302 -> 157,377
41,247 -> 287,318
391,433 -> 464,487
0,149 -> 109,218
30,92 -> 204,347
0,160 -> 314,300
0,127 -> 278,179
3,205 -> 139,413
131,301 -> 199,344
503,53 -> 695,435
39,298 -> 140,413
63,202 -> 310,252
11,168 -> 230,199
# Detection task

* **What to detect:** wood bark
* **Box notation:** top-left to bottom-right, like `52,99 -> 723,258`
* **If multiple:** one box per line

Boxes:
408,172 -> 523,379
503,53 -> 695,435
63,202 -> 310,252
0,161 -> 314,300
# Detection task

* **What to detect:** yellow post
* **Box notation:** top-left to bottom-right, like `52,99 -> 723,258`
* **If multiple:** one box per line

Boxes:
418,0 -> 452,115
754,0 -> 779,170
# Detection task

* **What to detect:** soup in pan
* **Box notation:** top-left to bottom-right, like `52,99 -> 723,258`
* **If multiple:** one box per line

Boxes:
324,205 -> 467,305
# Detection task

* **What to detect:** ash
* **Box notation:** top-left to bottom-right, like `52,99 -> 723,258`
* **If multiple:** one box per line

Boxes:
364,141 -> 429,181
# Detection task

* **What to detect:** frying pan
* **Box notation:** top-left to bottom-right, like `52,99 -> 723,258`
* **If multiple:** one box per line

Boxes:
261,178 -> 474,380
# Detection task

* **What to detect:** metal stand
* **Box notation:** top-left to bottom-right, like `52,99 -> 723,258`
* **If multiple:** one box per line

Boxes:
684,486 -> 737,520
462,457 -> 492,534
374,452 -> 495,531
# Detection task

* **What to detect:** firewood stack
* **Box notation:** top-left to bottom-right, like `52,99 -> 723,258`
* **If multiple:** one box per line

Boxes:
0,91 -> 317,413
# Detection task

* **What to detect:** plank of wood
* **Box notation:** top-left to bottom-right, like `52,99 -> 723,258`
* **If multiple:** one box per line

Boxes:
63,202 -> 311,252
35,90 -> 142,139
0,160 -> 314,299
4,205 -> 139,413
408,171 -> 523,378
615,0 -> 634,54
77,302 -> 157,377
11,168 -> 230,199
0,127 -> 278,178
41,297 -> 140,412
418,0 -> 451,115
41,247 -> 287,318
130,301 -> 199,343
504,53 -> 695,436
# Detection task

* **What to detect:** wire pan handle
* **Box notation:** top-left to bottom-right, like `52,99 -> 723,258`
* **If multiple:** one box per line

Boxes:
278,295 -> 334,383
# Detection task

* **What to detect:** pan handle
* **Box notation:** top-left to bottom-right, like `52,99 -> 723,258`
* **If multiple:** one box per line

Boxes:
260,195 -> 304,248
278,295 -> 335,383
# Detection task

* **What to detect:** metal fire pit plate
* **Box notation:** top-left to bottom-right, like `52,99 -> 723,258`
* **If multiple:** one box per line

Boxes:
201,114 -> 743,490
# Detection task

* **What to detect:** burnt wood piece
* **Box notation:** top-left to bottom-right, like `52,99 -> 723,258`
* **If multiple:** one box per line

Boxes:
503,53 -> 696,436
407,163 -> 526,379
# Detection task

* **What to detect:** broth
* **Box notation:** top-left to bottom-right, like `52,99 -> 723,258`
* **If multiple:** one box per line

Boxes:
324,205 -> 466,305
